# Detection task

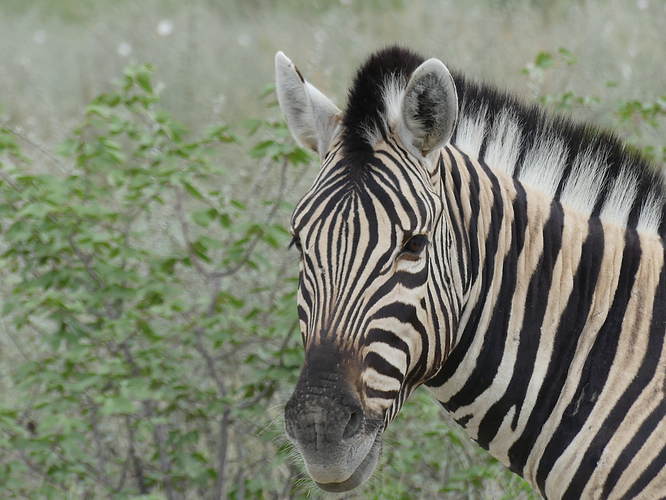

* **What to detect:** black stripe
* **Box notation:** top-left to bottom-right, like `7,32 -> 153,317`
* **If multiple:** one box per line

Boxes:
464,154 -> 483,284
477,192 -> 561,448
478,128 -> 490,162
366,387 -> 398,399
444,176 -> 528,417
425,154 -> 500,390
427,286 -> 444,364
365,328 -> 410,355
371,301 -> 431,392
328,195 -> 354,307
619,440 -> 666,500
365,351 -> 404,381
507,217 -> 605,475
295,161 -> 353,228
535,228 -> 643,496
371,302 -> 426,341
443,148 -> 472,292
599,401 -> 666,498
372,152 -> 426,229
457,414 -> 472,428
596,244 -> 666,498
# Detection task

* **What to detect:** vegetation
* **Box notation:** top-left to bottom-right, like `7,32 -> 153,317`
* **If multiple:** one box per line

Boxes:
0,1 -> 665,499
0,64 -> 310,499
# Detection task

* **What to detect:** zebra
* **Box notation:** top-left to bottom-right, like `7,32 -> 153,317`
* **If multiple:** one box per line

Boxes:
275,46 -> 666,499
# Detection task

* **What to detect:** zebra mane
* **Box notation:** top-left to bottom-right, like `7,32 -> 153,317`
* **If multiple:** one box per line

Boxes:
342,46 -> 425,162
342,46 -> 666,237
451,73 -> 666,237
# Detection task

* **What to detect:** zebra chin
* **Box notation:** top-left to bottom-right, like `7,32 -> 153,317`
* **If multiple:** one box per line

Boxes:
308,429 -> 383,492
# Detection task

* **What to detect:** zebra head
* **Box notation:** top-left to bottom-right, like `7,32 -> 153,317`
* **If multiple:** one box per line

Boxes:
276,48 -> 460,492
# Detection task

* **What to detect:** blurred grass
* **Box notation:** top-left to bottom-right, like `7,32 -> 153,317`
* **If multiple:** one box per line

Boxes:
1,0 -> 665,148
1,0 -> 665,498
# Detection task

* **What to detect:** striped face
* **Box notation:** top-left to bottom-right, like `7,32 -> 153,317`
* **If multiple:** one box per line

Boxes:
276,49 -> 459,491
291,138 -> 444,408
285,138 -> 448,490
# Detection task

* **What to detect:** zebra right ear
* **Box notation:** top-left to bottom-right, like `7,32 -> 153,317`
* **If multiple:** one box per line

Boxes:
275,51 -> 342,159
398,58 -> 458,158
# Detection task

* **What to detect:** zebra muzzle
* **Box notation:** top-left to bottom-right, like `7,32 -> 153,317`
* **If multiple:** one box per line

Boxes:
284,385 -> 384,491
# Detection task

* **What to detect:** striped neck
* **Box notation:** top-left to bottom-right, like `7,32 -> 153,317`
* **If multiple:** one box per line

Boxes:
427,141 -> 666,497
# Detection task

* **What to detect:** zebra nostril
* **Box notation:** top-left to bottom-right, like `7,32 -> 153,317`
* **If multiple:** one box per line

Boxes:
342,410 -> 365,440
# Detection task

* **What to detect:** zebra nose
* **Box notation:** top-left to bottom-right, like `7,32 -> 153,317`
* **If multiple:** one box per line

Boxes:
342,408 -> 365,440
284,394 -> 366,445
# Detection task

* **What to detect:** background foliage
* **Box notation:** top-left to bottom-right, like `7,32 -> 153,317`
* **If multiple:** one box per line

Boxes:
0,0 -> 665,499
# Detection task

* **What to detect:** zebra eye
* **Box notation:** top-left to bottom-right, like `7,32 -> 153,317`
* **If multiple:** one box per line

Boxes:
289,235 -> 303,253
402,234 -> 428,255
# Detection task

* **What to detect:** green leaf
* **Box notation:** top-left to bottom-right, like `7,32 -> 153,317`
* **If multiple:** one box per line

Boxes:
190,208 -> 217,228
2,301 -> 15,316
137,70 -> 153,94
100,396 -> 135,415
258,83 -> 276,100
535,51 -> 555,69
183,182 -> 204,201
230,199 -> 246,210
86,104 -> 111,118
155,110 -> 171,123
220,213 -> 232,228
558,47 -> 577,65
55,138 -> 79,157
241,118 -> 263,136
198,235 -> 222,250
249,139 -> 281,159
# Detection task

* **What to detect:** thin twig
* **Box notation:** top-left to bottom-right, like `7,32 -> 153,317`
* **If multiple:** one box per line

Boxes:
195,326 -> 226,396
121,344 -> 178,499
175,186 -> 212,279
3,446 -> 62,487
0,165 -> 21,190
11,130 -> 69,172
211,157 -> 291,280
236,430 -> 246,500
237,383 -> 275,411
213,408 -> 231,500
2,318 -> 31,361
86,396 -> 108,481
153,419 -> 177,500
279,462 -> 297,500
125,416 -> 148,494
111,441 -> 131,494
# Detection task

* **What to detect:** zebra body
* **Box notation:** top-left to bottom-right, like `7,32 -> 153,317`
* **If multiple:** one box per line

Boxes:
276,47 -> 666,498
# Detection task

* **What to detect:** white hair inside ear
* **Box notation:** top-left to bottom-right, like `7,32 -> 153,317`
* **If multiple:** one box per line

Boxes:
397,58 -> 458,160
275,51 -> 342,159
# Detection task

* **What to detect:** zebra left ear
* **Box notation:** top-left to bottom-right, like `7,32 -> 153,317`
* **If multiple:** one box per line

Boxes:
275,51 -> 342,159
398,58 -> 458,158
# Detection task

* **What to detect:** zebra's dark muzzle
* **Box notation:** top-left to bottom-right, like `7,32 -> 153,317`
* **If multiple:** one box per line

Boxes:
284,382 -> 384,491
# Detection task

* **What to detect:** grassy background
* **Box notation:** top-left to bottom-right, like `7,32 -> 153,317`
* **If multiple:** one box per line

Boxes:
0,0 -> 665,499
2,0 -> 666,143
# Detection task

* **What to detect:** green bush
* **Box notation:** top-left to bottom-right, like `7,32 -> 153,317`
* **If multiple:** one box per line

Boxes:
0,64 -> 309,499
522,47 -> 666,162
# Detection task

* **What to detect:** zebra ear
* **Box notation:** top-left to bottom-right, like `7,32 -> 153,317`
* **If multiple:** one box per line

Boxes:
398,58 -> 458,158
275,51 -> 342,159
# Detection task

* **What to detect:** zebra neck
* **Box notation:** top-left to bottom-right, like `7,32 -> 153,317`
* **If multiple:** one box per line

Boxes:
427,145 -> 666,496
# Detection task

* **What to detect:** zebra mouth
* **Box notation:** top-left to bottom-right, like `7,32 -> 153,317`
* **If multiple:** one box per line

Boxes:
314,429 -> 383,492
